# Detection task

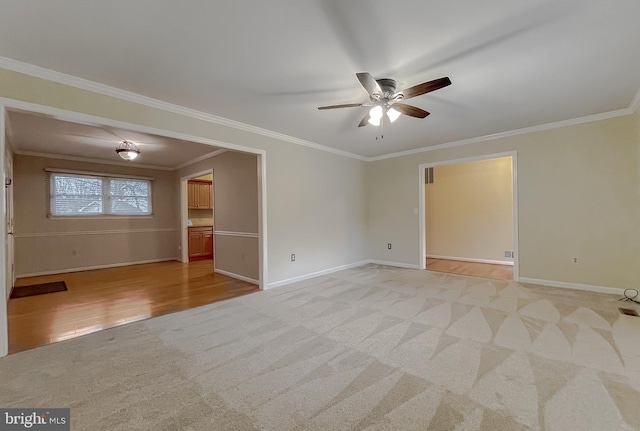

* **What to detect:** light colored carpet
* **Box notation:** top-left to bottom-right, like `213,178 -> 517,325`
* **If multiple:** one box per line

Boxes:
2,264 -> 640,430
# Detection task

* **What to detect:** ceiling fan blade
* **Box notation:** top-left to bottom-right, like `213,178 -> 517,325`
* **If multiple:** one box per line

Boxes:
393,103 -> 430,119
356,72 -> 382,97
400,77 -> 451,100
358,113 -> 370,127
318,103 -> 363,110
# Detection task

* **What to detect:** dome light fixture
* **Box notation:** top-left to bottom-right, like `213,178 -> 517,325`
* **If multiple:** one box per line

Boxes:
115,140 -> 140,161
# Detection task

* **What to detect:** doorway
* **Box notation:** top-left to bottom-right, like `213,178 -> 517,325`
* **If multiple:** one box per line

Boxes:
0,100 -> 268,357
4,139 -> 13,297
419,153 -> 519,281
182,171 -> 215,263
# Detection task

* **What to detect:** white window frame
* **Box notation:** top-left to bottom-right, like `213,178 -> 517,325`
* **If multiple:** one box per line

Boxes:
48,170 -> 153,217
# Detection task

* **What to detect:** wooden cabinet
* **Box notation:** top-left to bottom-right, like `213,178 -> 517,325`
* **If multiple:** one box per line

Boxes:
188,226 -> 214,261
187,180 -> 212,209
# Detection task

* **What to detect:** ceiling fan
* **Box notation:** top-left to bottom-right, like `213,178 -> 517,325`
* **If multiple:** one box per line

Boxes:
318,73 -> 451,127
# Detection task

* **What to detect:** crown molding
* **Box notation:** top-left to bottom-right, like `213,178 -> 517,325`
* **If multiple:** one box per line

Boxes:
368,107 -> 634,162
2,56 -> 638,164
174,149 -> 227,170
0,56 -> 367,162
14,150 -> 174,171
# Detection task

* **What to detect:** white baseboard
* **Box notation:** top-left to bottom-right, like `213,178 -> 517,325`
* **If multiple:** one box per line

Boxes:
518,277 -> 623,295
267,260 -> 371,289
214,268 -> 259,286
427,255 -> 514,266
16,258 -> 179,278
368,260 -> 422,270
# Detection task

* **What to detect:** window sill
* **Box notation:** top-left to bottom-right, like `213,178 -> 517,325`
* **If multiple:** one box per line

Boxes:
47,215 -> 155,220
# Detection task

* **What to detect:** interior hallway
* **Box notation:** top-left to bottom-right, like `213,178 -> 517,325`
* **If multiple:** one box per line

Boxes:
8,260 -> 259,354
426,258 -> 513,281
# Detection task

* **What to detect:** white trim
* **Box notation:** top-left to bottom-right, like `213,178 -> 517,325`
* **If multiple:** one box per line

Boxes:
1,57 -> 639,164
1,98 -> 266,158
16,150 -> 174,171
512,152 -> 520,281
257,153 -> 267,290
214,231 -> 259,238
418,152 -> 519,281
427,255 -> 514,266
368,260 -> 422,270
47,215 -> 155,220
369,109 -> 634,162
175,149 -> 227,170
630,87 -> 640,113
180,168 -> 214,264
214,268 -> 259,285
44,167 -> 155,180
14,228 -> 176,238
0,98 -> 267,291
0,56 -> 366,162
266,260 -> 370,289
0,103 -> 7,357
16,258 -> 178,278
519,277 -> 623,296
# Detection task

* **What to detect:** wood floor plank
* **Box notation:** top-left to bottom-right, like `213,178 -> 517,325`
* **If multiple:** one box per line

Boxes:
426,258 -> 513,281
8,260 -> 259,354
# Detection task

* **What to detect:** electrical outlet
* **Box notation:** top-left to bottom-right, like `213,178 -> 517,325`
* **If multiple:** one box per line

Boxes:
387,243 -> 392,250
572,257 -> 578,264
291,253 -> 296,262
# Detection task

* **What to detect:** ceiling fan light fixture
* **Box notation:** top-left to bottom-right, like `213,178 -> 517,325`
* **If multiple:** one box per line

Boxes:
368,105 -> 383,126
115,140 -> 140,161
387,107 -> 401,123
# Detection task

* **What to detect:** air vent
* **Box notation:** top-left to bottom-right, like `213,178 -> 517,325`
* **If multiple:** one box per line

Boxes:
619,308 -> 639,317
425,167 -> 434,184
504,250 -> 515,259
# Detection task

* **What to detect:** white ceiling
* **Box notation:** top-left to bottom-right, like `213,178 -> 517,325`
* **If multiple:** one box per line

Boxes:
5,109 -> 223,170
1,0 -> 639,158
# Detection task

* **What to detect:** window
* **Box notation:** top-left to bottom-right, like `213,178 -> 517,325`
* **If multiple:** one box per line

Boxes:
50,173 -> 152,216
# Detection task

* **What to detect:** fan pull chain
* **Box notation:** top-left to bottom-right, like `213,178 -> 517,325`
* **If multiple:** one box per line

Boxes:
376,120 -> 384,140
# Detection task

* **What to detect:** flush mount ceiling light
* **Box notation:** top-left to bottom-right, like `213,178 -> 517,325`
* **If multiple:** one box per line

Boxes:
115,140 -> 140,161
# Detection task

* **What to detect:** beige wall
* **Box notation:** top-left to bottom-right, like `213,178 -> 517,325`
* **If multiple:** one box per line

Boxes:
178,151 -> 259,280
3,66 -> 636,293
426,157 -> 513,263
13,155 -> 179,275
368,114 -> 640,290
0,68 -> 370,288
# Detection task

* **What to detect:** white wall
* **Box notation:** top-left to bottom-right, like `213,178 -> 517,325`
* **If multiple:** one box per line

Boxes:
426,157 -> 513,263
368,114 -> 640,290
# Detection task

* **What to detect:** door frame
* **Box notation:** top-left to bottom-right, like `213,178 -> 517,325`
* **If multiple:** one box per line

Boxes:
180,169 -> 214,263
418,151 -> 519,281
0,98 -> 269,357
4,140 -> 13,298
0,107 -> 7,357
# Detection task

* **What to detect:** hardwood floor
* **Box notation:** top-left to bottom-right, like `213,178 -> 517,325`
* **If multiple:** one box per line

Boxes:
8,260 -> 259,354
426,258 -> 513,281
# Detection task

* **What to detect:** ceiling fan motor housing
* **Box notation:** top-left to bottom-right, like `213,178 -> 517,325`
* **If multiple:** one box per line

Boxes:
376,78 -> 397,97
